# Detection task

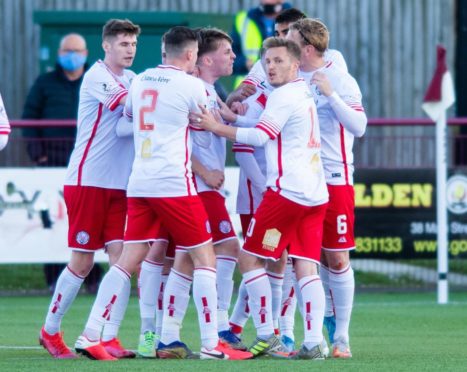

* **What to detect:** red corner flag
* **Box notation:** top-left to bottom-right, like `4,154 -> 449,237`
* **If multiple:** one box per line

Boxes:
422,45 -> 455,121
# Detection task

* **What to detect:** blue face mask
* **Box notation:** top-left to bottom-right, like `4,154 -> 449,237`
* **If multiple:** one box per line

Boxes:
58,52 -> 87,71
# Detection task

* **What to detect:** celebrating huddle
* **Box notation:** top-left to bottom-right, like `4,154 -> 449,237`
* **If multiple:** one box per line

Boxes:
39,8 -> 367,362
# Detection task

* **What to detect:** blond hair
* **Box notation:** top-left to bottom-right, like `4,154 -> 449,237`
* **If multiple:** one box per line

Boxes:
290,18 -> 329,56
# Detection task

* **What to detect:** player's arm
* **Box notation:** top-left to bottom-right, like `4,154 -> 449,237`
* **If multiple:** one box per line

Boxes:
88,69 -> 128,112
115,84 -> 134,137
312,72 -> 367,138
217,98 -> 258,127
191,155 -> 224,190
225,83 -> 257,107
234,148 -> 266,191
195,105 -> 269,146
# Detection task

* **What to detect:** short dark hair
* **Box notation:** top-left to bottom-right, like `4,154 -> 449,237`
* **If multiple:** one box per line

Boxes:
163,26 -> 198,57
102,19 -> 140,41
262,37 -> 301,61
275,8 -> 307,25
196,27 -> 232,58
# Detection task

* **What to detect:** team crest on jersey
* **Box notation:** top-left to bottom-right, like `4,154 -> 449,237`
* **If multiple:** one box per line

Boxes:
219,220 -> 232,234
262,228 -> 281,251
206,221 -> 212,234
332,173 -> 342,178
76,231 -> 90,245
310,153 -> 321,173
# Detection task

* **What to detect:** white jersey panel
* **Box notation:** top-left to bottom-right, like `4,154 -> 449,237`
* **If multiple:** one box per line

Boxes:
65,60 -> 135,190
192,82 -> 227,194
256,79 -> 328,206
300,62 -> 364,185
127,65 -> 209,198
233,83 -> 271,214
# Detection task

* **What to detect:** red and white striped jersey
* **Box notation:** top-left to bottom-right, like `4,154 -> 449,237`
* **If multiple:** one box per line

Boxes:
256,78 -> 328,207
192,82 -> 227,194
125,65 -> 209,198
232,82 -> 271,214
65,60 -> 135,189
0,93 -> 10,135
243,48 -> 347,86
300,62 -> 365,185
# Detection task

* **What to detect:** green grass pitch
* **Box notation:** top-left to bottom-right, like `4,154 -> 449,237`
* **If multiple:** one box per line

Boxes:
0,292 -> 466,371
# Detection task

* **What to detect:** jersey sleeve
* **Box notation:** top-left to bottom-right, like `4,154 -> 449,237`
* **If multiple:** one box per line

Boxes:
255,89 -> 291,140
0,93 -> 10,135
188,79 -> 209,131
123,82 -> 134,120
335,74 -> 364,112
189,78 -> 211,148
243,60 -> 266,86
325,49 -> 348,72
86,68 -> 128,111
232,142 -> 255,153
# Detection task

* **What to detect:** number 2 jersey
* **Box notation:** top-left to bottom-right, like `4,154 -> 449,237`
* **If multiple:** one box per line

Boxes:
125,65 -> 209,198
65,60 -> 135,190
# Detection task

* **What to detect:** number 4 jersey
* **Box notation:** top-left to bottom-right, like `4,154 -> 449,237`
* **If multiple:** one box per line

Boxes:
125,65 -> 210,198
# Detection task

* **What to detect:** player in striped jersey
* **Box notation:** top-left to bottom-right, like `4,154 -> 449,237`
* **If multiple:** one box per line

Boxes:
39,19 -> 140,361
0,92 -> 10,151
189,28 -> 241,343
195,37 -> 329,360
77,26 -> 252,361
288,18 -> 367,358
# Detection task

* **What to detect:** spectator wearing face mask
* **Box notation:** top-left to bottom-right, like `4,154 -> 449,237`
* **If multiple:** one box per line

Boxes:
231,0 -> 291,76
22,33 -> 88,167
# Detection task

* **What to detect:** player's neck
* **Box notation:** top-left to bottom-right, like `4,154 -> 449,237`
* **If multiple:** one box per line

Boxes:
301,57 -> 326,72
164,58 -> 188,72
198,69 -> 217,85
102,58 -> 124,76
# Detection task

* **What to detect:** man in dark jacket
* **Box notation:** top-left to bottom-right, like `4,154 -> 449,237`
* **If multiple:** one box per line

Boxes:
231,0 -> 291,75
22,33 -> 87,166
22,33 -> 101,293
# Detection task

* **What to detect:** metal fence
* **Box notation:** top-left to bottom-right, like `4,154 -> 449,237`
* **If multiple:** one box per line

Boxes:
1,118 -> 466,292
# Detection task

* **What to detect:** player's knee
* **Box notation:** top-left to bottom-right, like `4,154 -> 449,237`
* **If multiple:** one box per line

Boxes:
327,253 -> 350,271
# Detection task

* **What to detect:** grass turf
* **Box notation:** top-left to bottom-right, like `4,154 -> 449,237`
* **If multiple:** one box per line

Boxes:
0,292 -> 466,371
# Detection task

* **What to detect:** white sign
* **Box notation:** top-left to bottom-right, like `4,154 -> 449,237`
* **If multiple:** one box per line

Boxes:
0,167 -> 241,263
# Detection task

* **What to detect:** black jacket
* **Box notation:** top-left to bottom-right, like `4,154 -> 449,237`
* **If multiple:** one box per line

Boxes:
22,64 -> 86,166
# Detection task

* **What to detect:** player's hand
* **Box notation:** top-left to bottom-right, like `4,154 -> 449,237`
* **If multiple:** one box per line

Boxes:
202,169 -> 225,190
239,83 -> 256,99
217,98 -> 237,123
191,105 -> 218,132
311,72 -> 334,97
231,101 -> 249,115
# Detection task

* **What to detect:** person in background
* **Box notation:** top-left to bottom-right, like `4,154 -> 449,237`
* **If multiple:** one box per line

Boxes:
0,92 -> 10,151
21,33 -> 102,294
231,0 -> 291,75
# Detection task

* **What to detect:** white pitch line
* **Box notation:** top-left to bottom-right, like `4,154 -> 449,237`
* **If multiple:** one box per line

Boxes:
0,346 -> 42,350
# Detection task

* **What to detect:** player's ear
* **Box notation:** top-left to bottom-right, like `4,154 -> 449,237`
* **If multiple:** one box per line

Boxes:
102,39 -> 111,53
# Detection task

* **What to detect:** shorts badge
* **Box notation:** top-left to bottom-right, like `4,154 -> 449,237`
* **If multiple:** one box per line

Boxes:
76,231 -> 90,245
219,220 -> 232,234
262,228 -> 281,251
